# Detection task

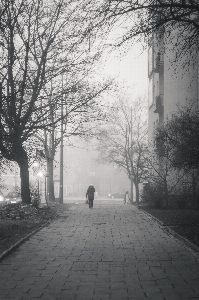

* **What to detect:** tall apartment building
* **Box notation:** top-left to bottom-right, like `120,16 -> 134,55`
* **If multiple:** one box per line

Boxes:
148,26 -> 199,146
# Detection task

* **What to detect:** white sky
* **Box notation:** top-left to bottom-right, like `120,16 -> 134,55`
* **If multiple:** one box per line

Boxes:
101,44 -> 148,100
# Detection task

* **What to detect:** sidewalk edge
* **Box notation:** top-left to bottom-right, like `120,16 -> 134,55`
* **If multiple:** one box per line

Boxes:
163,226 -> 199,254
138,207 -> 164,226
138,207 -> 199,254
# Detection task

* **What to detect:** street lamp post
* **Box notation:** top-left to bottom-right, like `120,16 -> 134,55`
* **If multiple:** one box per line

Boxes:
59,74 -> 64,204
37,170 -> 43,206
130,106 -> 134,203
0,81 -> 2,126
44,175 -> 49,202
33,161 -> 48,207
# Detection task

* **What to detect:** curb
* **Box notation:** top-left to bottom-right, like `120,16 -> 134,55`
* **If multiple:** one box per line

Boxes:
163,226 -> 199,254
138,207 -> 199,254
0,220 -> 51,262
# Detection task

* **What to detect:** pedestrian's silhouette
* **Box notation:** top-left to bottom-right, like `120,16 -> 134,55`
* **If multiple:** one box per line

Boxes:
124,191 -> 129,204
86,184 -> 95,208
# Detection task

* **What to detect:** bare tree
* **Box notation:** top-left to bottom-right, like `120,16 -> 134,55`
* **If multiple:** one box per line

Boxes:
36,79 -> 111,202
97,94 -> 148,203
0,0 -> 107,204
92,1 -> 199,49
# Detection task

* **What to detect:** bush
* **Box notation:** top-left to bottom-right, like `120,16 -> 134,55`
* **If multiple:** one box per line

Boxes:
31,197 -> 39,209
176,195 -> 188,209
141,182 -> 166,208
176,194 -> 189,209
30,183 -> 40,209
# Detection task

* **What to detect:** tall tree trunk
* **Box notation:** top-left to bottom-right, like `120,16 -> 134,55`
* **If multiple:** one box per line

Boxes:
164,179 -> 169,208
47,158 -> 55,202
17,148 -> 31,204
192,168 -> 196,207
44,126 -> 55,203
134,182 -> 139,203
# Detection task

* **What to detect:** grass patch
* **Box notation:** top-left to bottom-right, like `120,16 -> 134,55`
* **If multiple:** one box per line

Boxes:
0,202 -> 70,257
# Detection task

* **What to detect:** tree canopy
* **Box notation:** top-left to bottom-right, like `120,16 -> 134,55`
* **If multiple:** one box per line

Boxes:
0,0 -> 109,203
92,0 -> 199,49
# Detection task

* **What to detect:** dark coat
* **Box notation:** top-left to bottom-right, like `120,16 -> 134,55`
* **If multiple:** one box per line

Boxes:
86,185 -> 95,200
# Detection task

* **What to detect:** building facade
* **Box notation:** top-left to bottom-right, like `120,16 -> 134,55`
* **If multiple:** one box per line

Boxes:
148,26 -> 199,146
147,25 -> 199,201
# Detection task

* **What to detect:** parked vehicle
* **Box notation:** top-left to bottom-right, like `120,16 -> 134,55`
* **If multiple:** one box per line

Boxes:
0,192 -> 6,206
4,192 -> 22,204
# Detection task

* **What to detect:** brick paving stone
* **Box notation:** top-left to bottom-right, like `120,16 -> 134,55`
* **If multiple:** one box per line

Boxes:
95,294 -> 112,300
94,282 -> 110,287
144,290 -> 164,298
94,287 -> 111,294
143,297 -> 165,300
0,289 -> 9,297
26,288 -> 43,298
81,274 -> 97,281
126,298 -> 147,300
110,283 -> 127,290
43,294 -> 76,300
4,295 -> 23,300
177,288 -> 199,297
12,284 -> 31,293
39,294 -> 60,300
66,274 -> 83,281
127,287 -> 146,297
124,277 -> 141,284
45,282 -> 66,289
32,278 -> 53,286
139,281 -> 157,288
163,295 -> 182,300
9,274 -> 25,282
0,282 -> 17,289
162,291 -> 183,299
75,297 -> 94,300
75,289 -> 95,297
185,279 -> 199,291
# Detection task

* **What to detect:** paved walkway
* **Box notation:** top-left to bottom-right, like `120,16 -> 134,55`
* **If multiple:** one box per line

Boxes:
0,203 -> 199,300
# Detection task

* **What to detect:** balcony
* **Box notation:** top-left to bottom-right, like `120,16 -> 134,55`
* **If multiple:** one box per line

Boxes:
154,94 -> 164,114
154,52 -> 164,73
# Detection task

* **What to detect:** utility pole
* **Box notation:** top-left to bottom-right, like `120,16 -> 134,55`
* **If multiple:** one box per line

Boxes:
130,106 -> 134,203
59,74 -> 64,204
0,81 -> 2,126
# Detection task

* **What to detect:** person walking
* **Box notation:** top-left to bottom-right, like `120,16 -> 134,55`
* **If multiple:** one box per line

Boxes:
86,184 -> 95,208
124,191 -> 129,204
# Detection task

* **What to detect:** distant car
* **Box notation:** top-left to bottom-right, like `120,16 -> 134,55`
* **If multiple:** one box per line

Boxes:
0,192 -> 6,206
4,192 -> 22,204
108,193 -> 124,199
